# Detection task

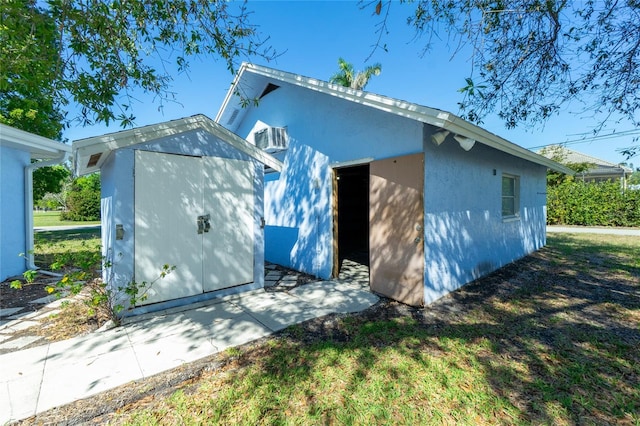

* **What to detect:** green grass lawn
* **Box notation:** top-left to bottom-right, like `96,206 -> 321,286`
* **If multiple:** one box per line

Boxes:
107,233 -> 639,425
33,228 -> 101,269
33,210 -> 100,227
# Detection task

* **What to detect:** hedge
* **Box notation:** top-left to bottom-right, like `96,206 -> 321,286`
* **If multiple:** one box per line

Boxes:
547,180 -> 640,227
60,188 -> 100,221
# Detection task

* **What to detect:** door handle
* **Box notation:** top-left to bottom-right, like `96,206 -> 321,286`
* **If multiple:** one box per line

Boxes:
197,214 -> 211,234
203,214 -> 211,233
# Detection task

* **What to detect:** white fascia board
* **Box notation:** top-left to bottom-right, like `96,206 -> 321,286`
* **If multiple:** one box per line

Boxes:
231,64 -> 572,175
0,123 -> 71,159
215,63 -> 249,125
436,115 -> 575,175
73,115 -> 283,176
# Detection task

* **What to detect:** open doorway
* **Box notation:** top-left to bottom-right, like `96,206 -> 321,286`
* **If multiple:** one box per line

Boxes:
335,164 -> 370,273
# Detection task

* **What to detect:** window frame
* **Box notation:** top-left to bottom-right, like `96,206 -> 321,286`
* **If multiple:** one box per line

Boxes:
501,174 -> 520,220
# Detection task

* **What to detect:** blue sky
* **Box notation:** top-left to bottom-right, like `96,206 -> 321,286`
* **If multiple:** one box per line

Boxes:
64,1 -> 637,167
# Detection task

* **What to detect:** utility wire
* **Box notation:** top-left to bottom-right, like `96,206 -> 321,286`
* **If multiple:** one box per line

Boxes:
527,129 -> 640,150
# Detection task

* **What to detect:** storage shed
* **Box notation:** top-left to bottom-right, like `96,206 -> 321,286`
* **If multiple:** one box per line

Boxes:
73,115 -> 282,313
216,64 -> 572,307
0,124 -> 70,281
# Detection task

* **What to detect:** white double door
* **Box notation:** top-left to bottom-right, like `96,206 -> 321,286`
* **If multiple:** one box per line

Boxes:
134,150 -> 254,306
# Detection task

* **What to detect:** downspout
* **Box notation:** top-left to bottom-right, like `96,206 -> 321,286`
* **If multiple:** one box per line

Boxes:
24,152 -> 69,273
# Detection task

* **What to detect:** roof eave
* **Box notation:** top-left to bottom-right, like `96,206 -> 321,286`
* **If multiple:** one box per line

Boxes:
73,115 -> 283,176
219,64 -> 572,175
0,123 -> 71,159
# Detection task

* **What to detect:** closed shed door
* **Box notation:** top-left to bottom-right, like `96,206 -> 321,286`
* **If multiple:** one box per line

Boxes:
134,151 -> 254,306
203,156 -> 254,291
135,151 -> 204,305
369,153 -> 425,306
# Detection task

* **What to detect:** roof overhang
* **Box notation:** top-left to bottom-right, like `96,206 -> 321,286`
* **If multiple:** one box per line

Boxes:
73,114 -> 283,176
0,123 -> 71,160
216,63 -> 573,175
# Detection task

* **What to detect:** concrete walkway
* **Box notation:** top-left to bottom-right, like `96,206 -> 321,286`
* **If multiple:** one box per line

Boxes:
547,225 -> 640,236
0,263 -> 378,424
34,224 -> 101,233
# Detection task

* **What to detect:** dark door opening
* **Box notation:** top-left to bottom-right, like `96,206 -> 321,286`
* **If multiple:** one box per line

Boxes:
336,164 -> 370,269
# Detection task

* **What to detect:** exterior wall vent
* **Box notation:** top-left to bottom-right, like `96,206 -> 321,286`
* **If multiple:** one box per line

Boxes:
226,109 -> 239,125
87,152 -> 102,167
254,127 -> 288,153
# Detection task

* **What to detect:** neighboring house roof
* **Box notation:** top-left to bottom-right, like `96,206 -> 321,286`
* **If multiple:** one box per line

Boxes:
0,123 -> 71,159
215,63 -> 573,175
539,145 -> 632,178
73,114 -> 283,176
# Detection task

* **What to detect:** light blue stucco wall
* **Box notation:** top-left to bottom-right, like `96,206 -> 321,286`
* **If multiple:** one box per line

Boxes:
234,83 -> 549,304
0,146 -> 29,281
236,84 -> 423,278
100,129 -> 265,313
422,126 -> 547,304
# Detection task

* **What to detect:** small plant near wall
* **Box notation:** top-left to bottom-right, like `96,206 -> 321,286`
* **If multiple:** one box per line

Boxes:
11,241 -> 175,326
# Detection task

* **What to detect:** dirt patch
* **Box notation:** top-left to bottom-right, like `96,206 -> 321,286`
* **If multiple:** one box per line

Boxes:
1,278 -> 54,311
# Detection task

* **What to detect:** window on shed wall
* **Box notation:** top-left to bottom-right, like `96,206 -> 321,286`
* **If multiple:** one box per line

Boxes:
502,174 -> 520,218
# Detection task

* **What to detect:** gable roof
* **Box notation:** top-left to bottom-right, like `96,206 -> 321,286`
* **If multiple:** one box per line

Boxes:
216,63 -> 573,175
0,123 -> 71,160
73,114 -> 283,176
539,145 -> 632,176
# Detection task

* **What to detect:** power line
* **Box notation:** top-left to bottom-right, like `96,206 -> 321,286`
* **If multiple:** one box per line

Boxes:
528,129 -> 640,150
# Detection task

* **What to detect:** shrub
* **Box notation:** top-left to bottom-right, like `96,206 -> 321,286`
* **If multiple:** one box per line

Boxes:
548,180 -> 640,227
61,188 -> 100,221
60,173 -> 100,221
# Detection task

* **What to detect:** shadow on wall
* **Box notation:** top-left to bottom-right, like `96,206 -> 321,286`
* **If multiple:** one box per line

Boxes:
423,206 -> 547,304
263,139 -> 333,279
420,129 -> 548,305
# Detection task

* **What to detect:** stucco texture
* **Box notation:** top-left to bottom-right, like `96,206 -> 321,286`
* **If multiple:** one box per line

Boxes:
422,128 -> 547,303
0,146 -> 29,281
234,82 -> 548,305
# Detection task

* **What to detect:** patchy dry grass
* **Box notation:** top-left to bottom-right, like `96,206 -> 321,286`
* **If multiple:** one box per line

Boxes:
94,233 -> 639,426
29,300 -> 105,341
16,233 -> 639,426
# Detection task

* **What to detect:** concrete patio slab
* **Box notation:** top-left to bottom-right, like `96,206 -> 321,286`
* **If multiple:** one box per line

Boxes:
0,345 -> 49,422
245,299 -> 334,332
36,346 -> 141,414
0,307 -> 24,317
2,319 -> 39,332
29,295 -> 57,305
0,335 -> 43,351
0,274 -> 377,425
40,330 -> 132,370
230,290 -> 293,311
289,282 -> 380,314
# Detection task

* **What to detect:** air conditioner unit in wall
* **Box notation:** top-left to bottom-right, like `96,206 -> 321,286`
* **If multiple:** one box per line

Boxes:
254,126 -> 288,152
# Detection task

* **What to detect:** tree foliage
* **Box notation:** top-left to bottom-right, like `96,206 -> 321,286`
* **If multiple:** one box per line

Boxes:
2,0 -> 276,128
538,145 -> 593,186
32,164 -> 70,201
1,0 -> 64,139
367,1 -> 640,138
330,58 -> 382,90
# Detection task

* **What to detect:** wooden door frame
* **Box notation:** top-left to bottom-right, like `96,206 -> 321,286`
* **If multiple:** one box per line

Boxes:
331,158 -> 373,278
